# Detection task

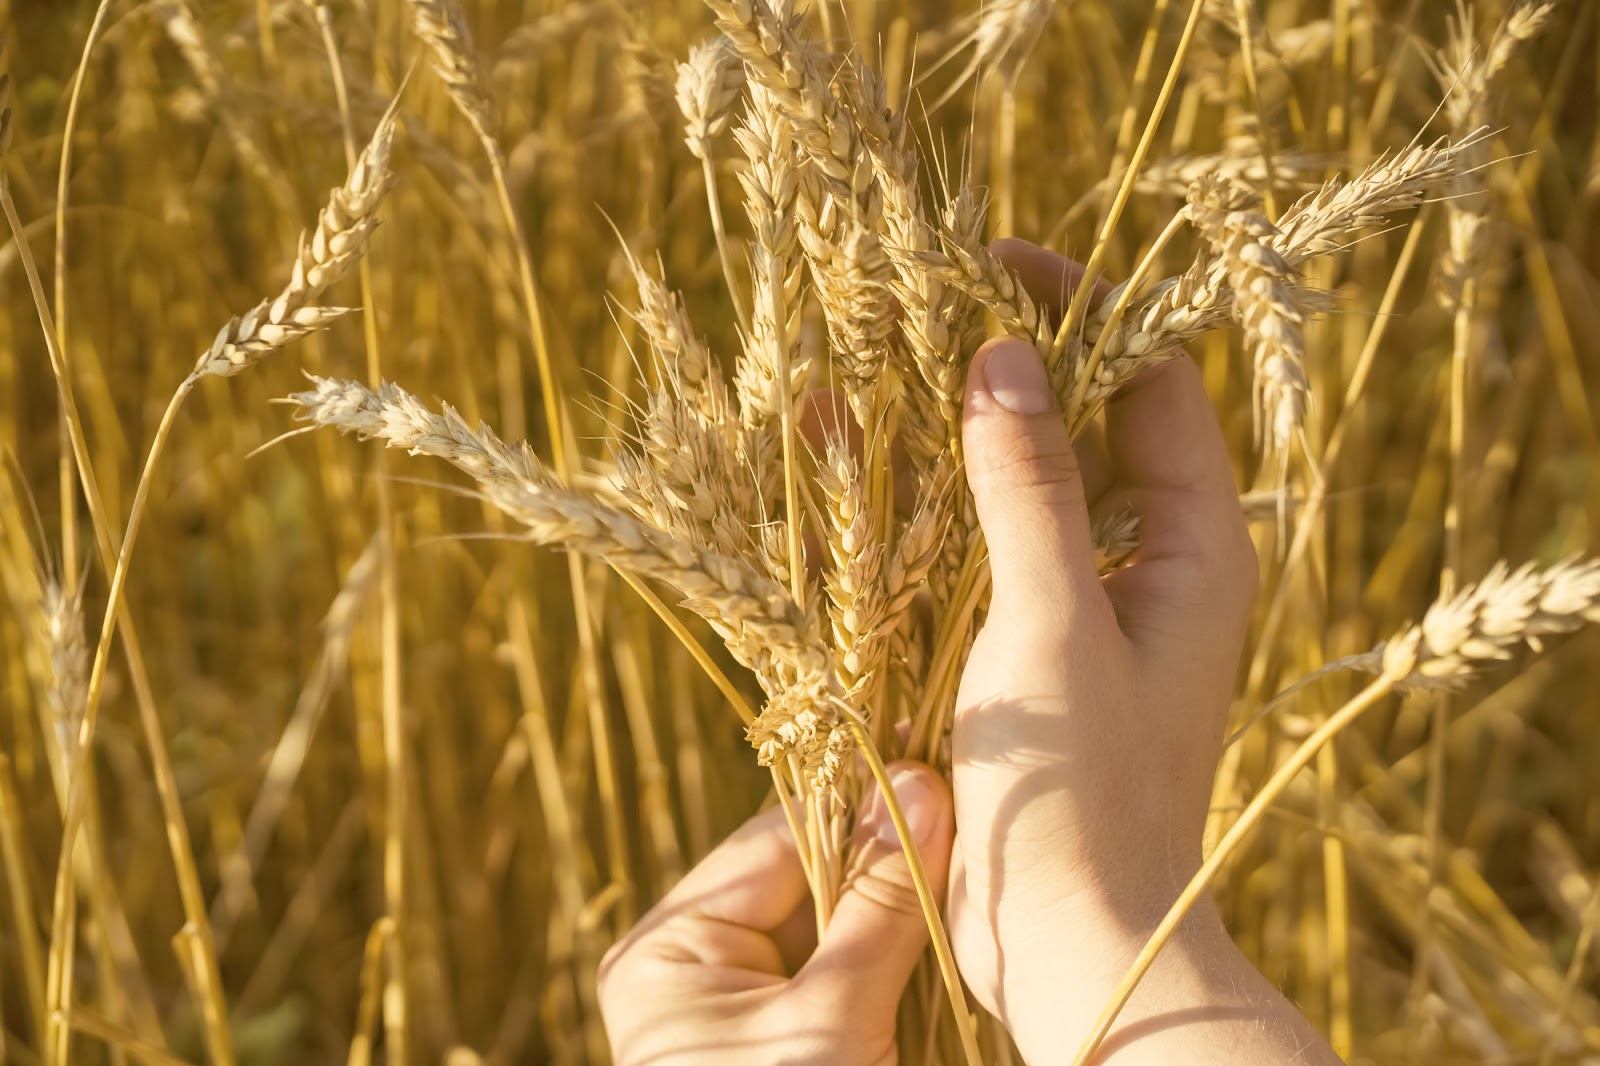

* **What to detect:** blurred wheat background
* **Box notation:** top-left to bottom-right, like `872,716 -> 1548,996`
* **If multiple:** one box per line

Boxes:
1,0 -> 1599,1063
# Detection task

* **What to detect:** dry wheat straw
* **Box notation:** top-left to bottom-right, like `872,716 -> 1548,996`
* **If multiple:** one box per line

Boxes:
210,535 -> 383,947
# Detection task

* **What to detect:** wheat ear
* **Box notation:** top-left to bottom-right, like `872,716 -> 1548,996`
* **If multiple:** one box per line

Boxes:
196,104 -> 398,378
289,376 -> 830,688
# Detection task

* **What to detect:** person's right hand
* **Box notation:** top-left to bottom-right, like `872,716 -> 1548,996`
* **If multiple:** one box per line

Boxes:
944,240 -> 1341,1064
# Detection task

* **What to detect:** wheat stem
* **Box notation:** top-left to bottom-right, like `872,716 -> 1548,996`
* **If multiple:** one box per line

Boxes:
1063,212 -> 1187,433
50,0 -> 113,599
0,753 -> 46,1047
1230,0 -> 1280,219
702,152 -> 750,334
837,703 -> 985,1066
1052,0 -> 1208,393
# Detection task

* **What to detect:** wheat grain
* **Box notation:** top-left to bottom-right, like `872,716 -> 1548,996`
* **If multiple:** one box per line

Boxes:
704,0 -> 871,200
732,88 -> 806,431
1092,509 -> 1142,575
801,205 -> 896,417
1058,133 -> 1480,422
36,576 -> 87,769
904,240 -> 1053,351
621,252 -> 732,422
818,441 -> 887,696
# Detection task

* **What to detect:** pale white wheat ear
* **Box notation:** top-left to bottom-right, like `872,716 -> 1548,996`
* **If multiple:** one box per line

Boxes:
1277,558 -> 1600,696
676,36 -> 744,162
1092,509 -> 1142,576
676,34 -> 749,325
924,0 -> 1057,109
195,98 -> 400,378
37,574 -> 88,770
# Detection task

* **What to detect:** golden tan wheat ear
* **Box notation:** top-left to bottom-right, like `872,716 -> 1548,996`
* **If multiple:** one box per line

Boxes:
196,102 -> 399,378
289,375 -> 861,785
1186,175 -> 1309,454
409,0 -> 496,145
1278,558 -> 1600,698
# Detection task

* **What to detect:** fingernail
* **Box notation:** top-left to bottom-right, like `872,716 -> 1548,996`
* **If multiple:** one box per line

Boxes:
869,766 -> 938,847
982,339 -> 1054,414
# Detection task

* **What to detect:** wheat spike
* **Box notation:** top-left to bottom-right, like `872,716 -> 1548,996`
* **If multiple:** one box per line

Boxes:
289,376 -> 830,693
410,0 -> 496,144
196,107 -> 398,378
1187,176 -> 1309,453
37,576 -> 87,769
676,36 -> 745,161
1375,558 -> 1600,686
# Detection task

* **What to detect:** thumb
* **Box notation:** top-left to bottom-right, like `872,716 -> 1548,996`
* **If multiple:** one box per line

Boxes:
963,338 -> 1101,621
793,762 -> 954,1020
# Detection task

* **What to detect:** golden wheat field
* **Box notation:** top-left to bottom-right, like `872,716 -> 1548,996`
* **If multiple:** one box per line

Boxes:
2,0 -> 1600,1062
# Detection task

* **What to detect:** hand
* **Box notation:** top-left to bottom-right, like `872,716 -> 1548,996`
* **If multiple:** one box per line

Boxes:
598,762 -> 954,1066
945,240 -> 1340,1064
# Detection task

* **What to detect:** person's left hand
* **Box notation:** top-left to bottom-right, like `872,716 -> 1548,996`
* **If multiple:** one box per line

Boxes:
598,762 -> 955,1066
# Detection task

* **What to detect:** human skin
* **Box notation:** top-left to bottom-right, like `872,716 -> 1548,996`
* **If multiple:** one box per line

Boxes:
598,240 -> 1342,1065
946,240 -> 1341,1064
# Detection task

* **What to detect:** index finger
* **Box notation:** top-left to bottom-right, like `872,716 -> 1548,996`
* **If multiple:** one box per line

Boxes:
1099,360 -> 1257,640
627,803 -> 810,939
990,238 -> 1115,323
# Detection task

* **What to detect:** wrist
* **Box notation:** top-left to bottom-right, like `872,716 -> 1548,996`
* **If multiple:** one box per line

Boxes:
999,883 -> 1234,1065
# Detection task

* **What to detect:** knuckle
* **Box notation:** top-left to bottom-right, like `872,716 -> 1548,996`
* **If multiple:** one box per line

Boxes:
972,426 -> 1084,504
849,866 -> 923,918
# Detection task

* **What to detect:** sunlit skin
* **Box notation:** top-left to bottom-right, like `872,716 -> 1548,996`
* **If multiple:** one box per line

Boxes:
599,242 -> 1343,1064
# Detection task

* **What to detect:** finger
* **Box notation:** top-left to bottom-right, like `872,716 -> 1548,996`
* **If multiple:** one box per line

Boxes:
634,803 -> 810,938
791,762 -> 954,1020
1100,359 -> 1257,640
799,388 -> 860,458
990,237 -> 1115,322
962,338 -> 1105,623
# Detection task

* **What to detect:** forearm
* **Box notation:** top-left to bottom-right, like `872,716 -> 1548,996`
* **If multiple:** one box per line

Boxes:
1006,895 -> 1343,1066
